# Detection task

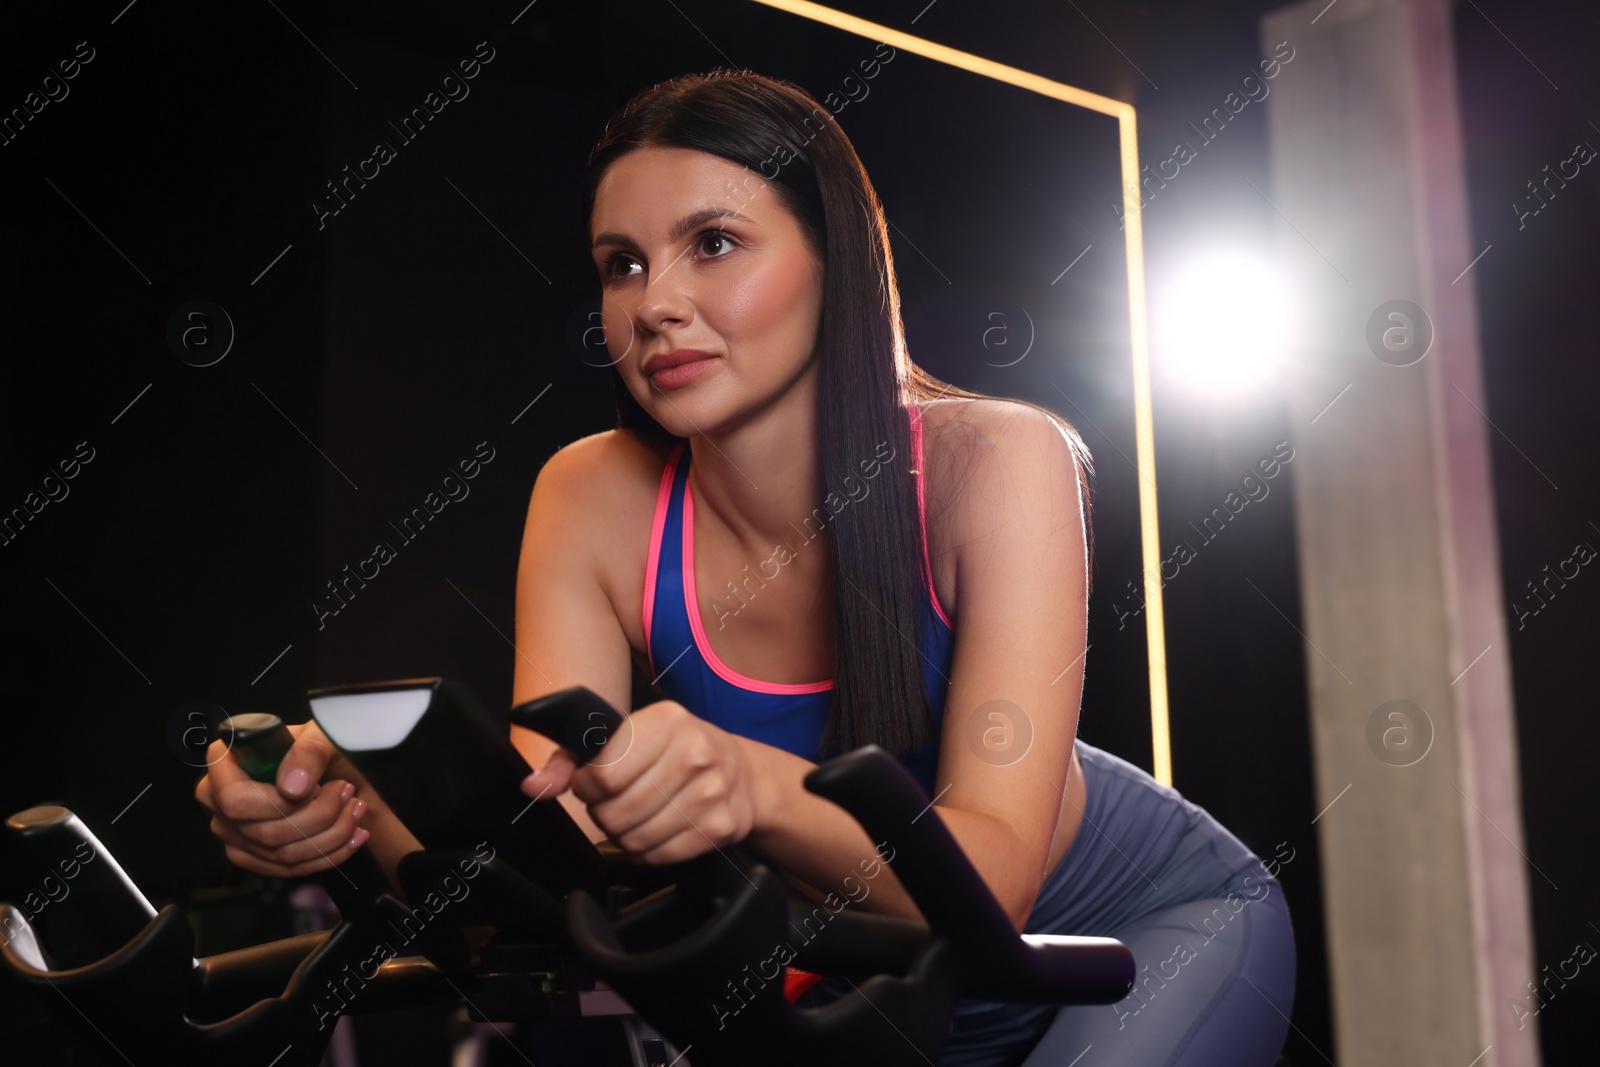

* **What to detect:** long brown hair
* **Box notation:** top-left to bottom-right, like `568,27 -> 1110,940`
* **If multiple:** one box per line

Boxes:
580,69 -> 1094,758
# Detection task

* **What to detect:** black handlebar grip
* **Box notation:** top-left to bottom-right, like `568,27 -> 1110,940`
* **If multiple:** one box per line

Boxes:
309,678 -> 612,902
5,805 -> 158,957
217,713 -> 394,918
804,747 -> 1135,1005
507,686 -> 625,764
218,712 -> 296,780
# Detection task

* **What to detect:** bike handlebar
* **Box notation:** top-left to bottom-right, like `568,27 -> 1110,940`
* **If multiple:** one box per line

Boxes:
1,678 -> 1134,1066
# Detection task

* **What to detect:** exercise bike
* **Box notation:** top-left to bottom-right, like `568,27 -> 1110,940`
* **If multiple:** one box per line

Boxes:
2,678 -> 1135,1065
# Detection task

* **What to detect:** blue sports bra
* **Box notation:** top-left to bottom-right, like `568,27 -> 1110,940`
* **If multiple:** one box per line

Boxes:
641,404 -> 956,796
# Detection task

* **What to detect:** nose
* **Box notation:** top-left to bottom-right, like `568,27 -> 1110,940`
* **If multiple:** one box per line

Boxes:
635,263 -> 695,335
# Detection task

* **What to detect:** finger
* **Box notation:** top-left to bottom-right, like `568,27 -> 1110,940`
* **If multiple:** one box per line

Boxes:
276,727 -> 339,801
223,793 -> 366,870
212,771 -> 337,831
204,736 -> 251,791
194,766 -> 216,811
588,752 -> 705,850
597,716 -> 717,829
589,703 -> 641,772
618,772 -> 743,858
297,825 -> 373,879
522,747 -> 577,800
220,824 -> 371,880
231,781 -> 356,848
580,705 -> 666,799
221,842 -> 299,880
275,800 -> 370,875
636,824 -> 716,867
206,731 -> 324,815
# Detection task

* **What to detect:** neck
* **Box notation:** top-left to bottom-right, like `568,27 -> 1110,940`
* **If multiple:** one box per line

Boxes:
684,376 -> 829,556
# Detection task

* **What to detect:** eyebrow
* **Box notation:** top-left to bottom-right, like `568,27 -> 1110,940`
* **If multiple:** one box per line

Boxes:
591,206 -> 755,251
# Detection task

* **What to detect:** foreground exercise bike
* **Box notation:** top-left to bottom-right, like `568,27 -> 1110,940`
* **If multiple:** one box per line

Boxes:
1,678 -> 1135,1066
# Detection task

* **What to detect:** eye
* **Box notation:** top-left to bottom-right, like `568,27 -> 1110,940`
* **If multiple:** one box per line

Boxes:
601,252 -> 640,282
698,228 -> 737,259
599,228 -> 738,284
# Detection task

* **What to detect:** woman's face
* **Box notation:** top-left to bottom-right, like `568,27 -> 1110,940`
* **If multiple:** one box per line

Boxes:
589,145 -> 824,434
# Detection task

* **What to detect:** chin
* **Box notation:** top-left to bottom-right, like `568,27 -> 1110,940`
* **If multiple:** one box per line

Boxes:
639,383 -> 724,434
654,381 -> 777,438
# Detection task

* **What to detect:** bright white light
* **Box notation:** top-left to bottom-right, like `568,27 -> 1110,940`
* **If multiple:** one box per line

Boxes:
1153,249 -> 1295,395
312,688 -> 432,751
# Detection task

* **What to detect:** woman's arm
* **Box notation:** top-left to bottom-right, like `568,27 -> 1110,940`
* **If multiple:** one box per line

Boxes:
506,407 -> 1087,935
743,403 -> 1088,930
197,435 -> 638,887
508,433 -> 641,844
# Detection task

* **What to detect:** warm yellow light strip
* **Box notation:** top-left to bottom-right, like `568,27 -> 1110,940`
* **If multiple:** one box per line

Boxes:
747,0 -> 1172,785
1114,113 -> 1171,787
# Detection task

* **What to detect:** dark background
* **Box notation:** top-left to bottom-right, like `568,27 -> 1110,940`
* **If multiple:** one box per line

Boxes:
0,0 -> 1593,1063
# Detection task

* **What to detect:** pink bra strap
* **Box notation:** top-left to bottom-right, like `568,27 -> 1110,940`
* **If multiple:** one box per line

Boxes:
909,405 -> 954,630
642,441 -> 688,677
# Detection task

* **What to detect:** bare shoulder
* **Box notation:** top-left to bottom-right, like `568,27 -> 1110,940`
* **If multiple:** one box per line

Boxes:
538,427 -> 676,501
531,428 -> 678,621
920,394 -> 1052,439
918,396 -> 1073,488
918,397 -> 1083,541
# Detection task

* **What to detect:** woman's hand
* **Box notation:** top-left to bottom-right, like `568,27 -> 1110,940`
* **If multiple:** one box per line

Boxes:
519,700 -> 761,865
194,720 -> 371,878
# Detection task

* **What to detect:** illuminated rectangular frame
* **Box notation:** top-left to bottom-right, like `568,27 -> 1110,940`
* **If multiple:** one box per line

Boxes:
750,0 -> 1172,785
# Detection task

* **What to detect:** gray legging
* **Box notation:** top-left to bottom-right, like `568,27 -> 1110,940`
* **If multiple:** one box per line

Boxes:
938,740 -> 1298,1067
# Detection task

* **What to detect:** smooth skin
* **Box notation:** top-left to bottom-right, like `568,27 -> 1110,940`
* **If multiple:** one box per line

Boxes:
197,145 -> 1089,931
193,721 -> 422,893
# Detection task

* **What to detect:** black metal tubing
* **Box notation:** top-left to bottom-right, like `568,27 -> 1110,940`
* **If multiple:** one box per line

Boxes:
805,745 -> 1135,1005
1,681 -> 1134,1066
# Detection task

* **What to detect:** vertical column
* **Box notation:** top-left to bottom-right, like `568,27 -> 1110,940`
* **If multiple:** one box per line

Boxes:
1260,0 -> 1539,1063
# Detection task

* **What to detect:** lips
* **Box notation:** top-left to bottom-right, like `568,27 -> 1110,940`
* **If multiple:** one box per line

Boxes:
642,348 -> 717,377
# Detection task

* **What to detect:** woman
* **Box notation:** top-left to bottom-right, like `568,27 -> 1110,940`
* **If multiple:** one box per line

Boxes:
196,69 -> 1295,1065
